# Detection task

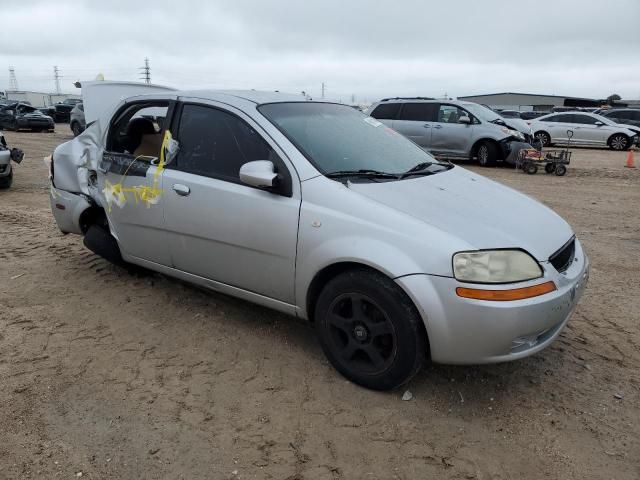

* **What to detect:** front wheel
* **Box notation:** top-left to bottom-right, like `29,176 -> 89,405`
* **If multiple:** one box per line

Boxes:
0,170 -> 13,189
477,141 -> 498,167
609,134 -> 629,151
315,269 -> 427,390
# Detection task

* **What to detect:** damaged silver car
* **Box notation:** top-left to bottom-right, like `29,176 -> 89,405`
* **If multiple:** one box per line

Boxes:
0,132 -> 24,189
47,82 -> 588,390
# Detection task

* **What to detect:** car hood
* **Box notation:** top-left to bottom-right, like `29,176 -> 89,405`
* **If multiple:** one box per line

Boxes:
500,117 -> 531,135
348,167 -> 573,261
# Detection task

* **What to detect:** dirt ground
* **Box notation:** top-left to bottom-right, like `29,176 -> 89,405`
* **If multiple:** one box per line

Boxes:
1,126 -> 638,480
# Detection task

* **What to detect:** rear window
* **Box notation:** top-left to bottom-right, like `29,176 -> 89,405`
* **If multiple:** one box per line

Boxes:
397,103 -> 438,122
370,103 -> 401,120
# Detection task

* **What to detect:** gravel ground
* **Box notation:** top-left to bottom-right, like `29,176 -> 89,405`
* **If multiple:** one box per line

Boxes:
1,126 -> 638,480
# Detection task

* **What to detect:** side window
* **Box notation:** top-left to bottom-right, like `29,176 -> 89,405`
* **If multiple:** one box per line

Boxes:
176,104 -> 281,183
437,104 -> 466,124
609,111 -> 630,121
573,115 -> 598,125
370,103 -> 401,120
630,111 -> 640,121
398,103 -> 438,122
543,115 -> 559,122
554,114 -> 574,123
107,103 -> 169,160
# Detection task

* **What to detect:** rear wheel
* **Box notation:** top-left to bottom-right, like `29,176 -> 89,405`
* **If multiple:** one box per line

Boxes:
555,164 -> 567,176
544,163 -> 556,174
315,269 -> 427,390
535,131 -> 551,147
476,141 -> 498,167
608,134 -> 629,151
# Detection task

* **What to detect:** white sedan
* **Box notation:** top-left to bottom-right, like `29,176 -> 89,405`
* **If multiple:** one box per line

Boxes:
529,111 -> 639,150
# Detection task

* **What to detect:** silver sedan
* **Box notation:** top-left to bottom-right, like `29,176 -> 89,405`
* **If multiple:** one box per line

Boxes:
47,83 -> 589,390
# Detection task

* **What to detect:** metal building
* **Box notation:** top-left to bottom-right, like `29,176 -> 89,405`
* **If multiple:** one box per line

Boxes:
457,92 -> 601,112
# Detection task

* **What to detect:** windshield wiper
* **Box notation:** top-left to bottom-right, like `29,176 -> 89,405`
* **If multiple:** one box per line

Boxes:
399,161 -> 450,179
325,169 -> 400,180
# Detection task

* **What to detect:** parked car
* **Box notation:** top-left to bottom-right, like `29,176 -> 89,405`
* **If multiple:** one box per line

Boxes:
46,83 -> 589,390
598,108 -> 640,129
367,98 -> 531,166
40,98 -> 82,123
70,103 -> 86,136
520,111 -> 549,120
496,109 -> 522,119
529,112 -> 639,150
0,103 -> 55,132
0,132 -> 24,189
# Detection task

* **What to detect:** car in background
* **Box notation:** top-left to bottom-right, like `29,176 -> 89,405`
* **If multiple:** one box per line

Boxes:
0,131 -> 24,189
520,111 -> 549,120
496,109 -> 522,119
598,108 -> 640,129
70,103 -> 86,136
529,112 -> 638,150
367,98 -> 531,166
0,102 -> 55,132
47,84 -> 588,390
40,98 -> 82,123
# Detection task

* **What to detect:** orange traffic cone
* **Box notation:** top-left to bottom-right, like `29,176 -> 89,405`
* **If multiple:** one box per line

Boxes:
625,147 -> 636,168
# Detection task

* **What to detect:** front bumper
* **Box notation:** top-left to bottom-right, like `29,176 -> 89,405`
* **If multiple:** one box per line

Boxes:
397,238 -> 589,364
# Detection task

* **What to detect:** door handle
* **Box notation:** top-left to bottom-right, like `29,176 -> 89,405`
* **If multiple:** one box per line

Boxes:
433,125 -> 443,129
423,123 -> 431,128
172,184 -> 191,196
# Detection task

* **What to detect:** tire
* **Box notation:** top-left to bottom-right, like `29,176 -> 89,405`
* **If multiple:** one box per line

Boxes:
314,268 -> 427,390
608,134 -> 629,151
526,163 -> 538,175
476,141 -> 498,167
544,163 -> 556,174
535,131 -> 551,147
0,170 -> 13,189
71,122 -> 82,137
555,164 -> 567,176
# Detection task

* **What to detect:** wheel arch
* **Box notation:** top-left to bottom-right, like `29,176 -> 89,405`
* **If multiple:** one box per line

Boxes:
607,132 -> 630,149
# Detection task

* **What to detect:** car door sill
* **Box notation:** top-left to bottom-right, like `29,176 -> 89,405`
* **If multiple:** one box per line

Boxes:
123,253 -> 298,317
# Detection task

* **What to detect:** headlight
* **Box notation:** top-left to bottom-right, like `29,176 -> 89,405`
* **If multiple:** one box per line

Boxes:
501,127 -> 524,140
453,250 -> 542,284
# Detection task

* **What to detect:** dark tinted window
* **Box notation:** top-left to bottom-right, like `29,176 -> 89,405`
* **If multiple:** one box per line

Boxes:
545,114 -> 573,122
542,115 -> 560,122
630,111 -> 640,121
370,102 -> 401,120
572,114 -> 599,125
605,110 -> 630,121
176,104 -> 278,182
398,103 -> 438,122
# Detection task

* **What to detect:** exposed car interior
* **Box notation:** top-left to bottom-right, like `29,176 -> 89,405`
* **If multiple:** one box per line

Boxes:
108,103 -> 168,159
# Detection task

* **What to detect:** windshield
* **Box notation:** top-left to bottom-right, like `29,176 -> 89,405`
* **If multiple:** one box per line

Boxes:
259,102 -> 445,175
592,113 -> 618,126
460,103 -> 501,122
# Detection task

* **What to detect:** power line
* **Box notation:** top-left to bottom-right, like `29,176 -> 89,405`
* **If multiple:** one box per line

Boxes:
139,57 -> 151,84
53,66 -> 61,94
8,67 -> 18,90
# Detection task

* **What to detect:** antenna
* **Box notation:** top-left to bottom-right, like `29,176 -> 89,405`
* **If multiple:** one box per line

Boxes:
8,67 -> 18,90
139,57 -> 151,84
54,66 -> 61,94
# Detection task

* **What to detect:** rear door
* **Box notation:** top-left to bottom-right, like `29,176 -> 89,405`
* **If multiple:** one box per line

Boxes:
98,99 -> 175,265
162,101 -> 300,303
392,102 -> 438,149
543,114 -> 575,144
429,103 -> 474,156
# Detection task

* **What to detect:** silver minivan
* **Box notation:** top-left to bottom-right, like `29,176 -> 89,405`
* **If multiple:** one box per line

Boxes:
367,98 -> 531,166
47,83 -> 588,390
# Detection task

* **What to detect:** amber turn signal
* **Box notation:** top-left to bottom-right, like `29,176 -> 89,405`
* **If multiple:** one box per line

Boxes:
456,281 -> 556,301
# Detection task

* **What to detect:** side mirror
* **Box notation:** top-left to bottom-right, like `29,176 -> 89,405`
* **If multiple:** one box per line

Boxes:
459,115 -> 471,124
239,160 -> 278,189
594,121 -> 603,126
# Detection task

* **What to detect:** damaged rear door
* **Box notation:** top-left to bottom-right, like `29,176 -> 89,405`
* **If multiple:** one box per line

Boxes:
99,98 -> 177,266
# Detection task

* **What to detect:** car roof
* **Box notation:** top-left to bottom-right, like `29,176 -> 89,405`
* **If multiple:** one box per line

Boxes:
172,90 -> 305,105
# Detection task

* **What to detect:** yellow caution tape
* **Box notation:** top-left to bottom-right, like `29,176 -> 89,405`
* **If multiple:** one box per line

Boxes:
102,130 -> 171,211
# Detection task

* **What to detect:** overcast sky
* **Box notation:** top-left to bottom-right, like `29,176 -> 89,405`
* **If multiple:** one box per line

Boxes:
1,0 -> 639,103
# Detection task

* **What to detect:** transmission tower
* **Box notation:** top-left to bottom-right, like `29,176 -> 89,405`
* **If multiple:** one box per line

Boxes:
54,66 -> 61,94
139,57 -> 151,84
8,67 -> 18,90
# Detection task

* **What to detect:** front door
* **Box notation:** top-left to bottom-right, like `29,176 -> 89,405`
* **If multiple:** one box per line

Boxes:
429,104 -> 473,156
98,101 -> 174,265
571,114 -> 608,146
162,102 -> 300,303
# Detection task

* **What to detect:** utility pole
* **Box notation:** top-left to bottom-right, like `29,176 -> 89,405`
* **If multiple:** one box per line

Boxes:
351,93 -> 355,104
321,82 -> 326,99
8,67 -> 18,90
53,66 -> 61,94
139,57 -> 151,84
